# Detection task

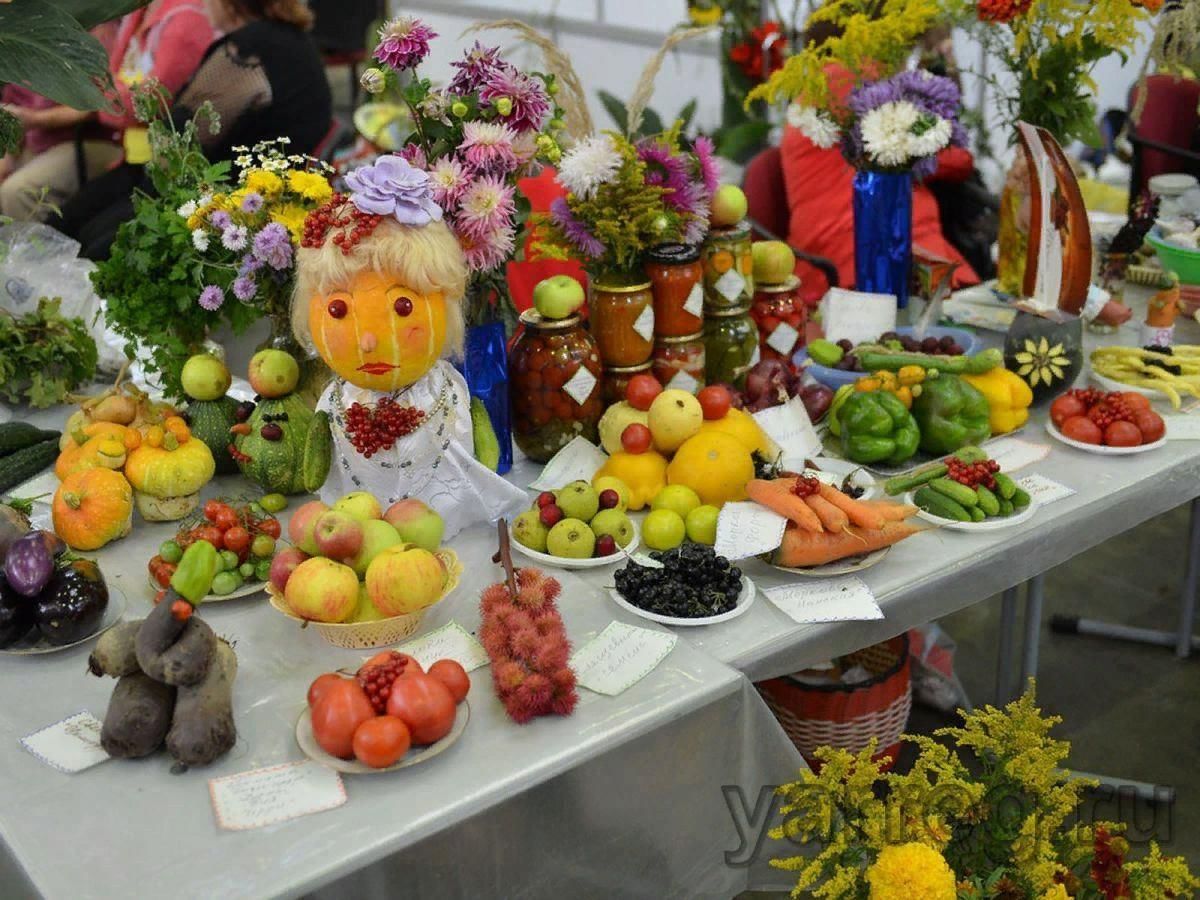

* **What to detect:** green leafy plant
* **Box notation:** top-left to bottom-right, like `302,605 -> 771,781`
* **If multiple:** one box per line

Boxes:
597,90 -> 698,141
0,297 -> 98,407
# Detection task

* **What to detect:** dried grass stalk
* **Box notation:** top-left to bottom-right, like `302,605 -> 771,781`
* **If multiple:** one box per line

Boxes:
625,25 -> 715,137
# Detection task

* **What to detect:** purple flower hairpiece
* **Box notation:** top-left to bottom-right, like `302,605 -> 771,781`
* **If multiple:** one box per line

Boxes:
344,155 -> 443,226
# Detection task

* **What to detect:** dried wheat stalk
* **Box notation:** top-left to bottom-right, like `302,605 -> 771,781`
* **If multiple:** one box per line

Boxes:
625,25 -> 715,137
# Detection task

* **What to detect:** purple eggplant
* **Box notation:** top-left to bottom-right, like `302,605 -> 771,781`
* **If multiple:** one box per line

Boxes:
0,572 -> 34,648
35,558 -> 108,646
4,531 -> 58,597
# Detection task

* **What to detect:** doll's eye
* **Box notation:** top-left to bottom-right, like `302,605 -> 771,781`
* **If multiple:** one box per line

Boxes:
393,297 -> 413,317
327,298 -> 348,318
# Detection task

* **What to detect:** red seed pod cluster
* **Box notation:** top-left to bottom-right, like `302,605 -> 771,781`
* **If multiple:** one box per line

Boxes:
302,194 -> 385,254
1086,393 -> 1134,429
344,398 -> 426,458
946,456 -> 1000,491
357,651 -> 409,715
790,475 -> 821,498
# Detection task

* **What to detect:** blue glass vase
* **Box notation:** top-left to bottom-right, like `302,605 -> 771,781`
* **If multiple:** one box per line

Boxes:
459,321 -> 513,474
852,169 -> 913,308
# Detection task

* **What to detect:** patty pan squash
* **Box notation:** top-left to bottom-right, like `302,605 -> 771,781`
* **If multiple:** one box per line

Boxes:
124,431 -> 215,521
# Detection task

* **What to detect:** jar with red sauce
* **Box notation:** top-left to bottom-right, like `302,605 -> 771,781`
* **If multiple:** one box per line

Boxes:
651,332 -> 706,394
750,275 -> 806,366
509,309 -> 603,461
602,361 -> 653,406
589,278 -> 655,366
645,244 -> 704,337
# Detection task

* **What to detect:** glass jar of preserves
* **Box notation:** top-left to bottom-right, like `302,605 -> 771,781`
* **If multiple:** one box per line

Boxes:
509,309 -> 603,462
750,275 -> 806,366
589,277 -> 655,367
645,243 -> 704,337
701,222 -> 754,310
704,306 -> 760,389
651,332 -> 706,393
602,361 -> 653,406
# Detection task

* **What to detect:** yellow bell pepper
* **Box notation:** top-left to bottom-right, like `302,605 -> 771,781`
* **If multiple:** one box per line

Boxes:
593,450 -> 668,511
855,369 -> 919,408
962,368 -> 1034,434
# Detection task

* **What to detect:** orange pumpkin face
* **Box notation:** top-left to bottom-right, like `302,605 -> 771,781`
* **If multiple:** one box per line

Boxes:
309,271 -> 448,392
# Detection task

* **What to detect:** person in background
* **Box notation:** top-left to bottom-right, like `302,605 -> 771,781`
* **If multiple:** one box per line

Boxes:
58,0 -> 332,259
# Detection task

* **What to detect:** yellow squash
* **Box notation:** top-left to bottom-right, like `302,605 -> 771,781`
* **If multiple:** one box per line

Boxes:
124,430 -> 215,521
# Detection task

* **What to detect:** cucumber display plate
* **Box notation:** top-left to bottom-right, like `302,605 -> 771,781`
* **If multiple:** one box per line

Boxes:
906,491 -> 1038,532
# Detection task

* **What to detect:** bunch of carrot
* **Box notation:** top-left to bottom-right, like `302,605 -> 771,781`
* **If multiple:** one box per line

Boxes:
745,477 -> 922,568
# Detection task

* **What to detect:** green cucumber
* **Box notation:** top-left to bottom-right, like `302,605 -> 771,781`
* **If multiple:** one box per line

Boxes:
953,446 -> 988,464
969,505 -> 986,522
857,347 -> 1003,376
975,485 -> 1000,516
914,486 -> 971,522
930,477 -> 979,507
884,461 -> 947,496
807,338 -> 843,367
0,439 -> 58,493
0,423 -> 61,457
1011,487 -> 1031,509
998,497 -> 1014,517
993,472 -> 1017,500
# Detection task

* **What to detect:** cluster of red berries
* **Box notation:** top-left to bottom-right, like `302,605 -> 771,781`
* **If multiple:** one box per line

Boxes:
1085,393 -> 1134,429
791,475 -> 821,498
947,457 -> 1000,491
301,194 -> 385,254
357,651 -> 409,714
344,398 -> 426,458
976,0 -> 1032,23
1065,388 -> 1104,408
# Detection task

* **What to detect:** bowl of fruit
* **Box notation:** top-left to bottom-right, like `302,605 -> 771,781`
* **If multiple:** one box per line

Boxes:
510,481 -> 639,568
1047,388 -> 1167,454
798,326 -> 979,389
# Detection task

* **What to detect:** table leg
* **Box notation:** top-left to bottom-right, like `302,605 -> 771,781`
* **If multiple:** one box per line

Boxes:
994,585 -> 1020,706
1020,574 -> 1045,686
1175,497 -> 1200,659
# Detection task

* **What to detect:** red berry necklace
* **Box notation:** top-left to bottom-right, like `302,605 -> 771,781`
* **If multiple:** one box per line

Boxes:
343,396 -> 426,458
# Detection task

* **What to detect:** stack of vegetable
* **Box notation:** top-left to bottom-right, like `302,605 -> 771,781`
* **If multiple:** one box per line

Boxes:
88,541 -> 237,767
884,447 -> 1031,523
0,423 -> 62,494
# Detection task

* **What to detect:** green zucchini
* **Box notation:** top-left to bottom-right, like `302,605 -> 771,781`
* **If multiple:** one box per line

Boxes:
885,461 -> 947,496
969,505 -> 986,522
857,347 -> 1003,376
993,472 -> 1017,500
0,439 -> 58,493
998,497 -> 1014,517
975,485 -> 1000,516
1011,487 -> 1031,509
930,477 -> 979,507
914,486 -> 971,521
0,423 -> 61,457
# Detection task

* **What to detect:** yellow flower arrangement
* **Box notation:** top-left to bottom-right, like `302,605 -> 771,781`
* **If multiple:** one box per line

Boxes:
287,169 -> 333,203
244,169 -> 283,198
865,843 -> 956,900
271,202 -> 310,241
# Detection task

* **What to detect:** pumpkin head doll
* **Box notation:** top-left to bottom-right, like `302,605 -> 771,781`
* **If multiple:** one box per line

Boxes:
293,156 -> 526,537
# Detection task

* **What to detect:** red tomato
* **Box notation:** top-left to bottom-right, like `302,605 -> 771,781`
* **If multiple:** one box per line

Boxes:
1132,409 -> 1165,444
1104,420 -> 1143,447
352,716 -> 412,768
311,680 -> 375,759
307,673 -> 345,708
222,525 -> 251,555
696,385 -> 732,421
1061,416 -> 1102,444
358,651 -> 423,678
194,525 -> 224,550
255,517 -> 282,539
1120,392 -> 1152,412
203,499 -> 226,523
625,373 -> 663,411
386,673 -> 456,745
213,507 -> 239,531
1050,394 -> 1086,428
428,659 -> 470,703
621,423 -> 653,454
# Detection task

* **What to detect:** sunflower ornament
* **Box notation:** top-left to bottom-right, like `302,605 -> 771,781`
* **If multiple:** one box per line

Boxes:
1013,336 -> 1071,387
1003,319 -> 1083,404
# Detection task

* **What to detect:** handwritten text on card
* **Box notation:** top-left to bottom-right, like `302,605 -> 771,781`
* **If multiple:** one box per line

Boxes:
569,621 -> 677,696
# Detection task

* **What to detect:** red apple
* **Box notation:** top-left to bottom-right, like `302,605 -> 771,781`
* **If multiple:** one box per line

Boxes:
269,546 -> 309,592
383,498 -> 444,552
284,557 -> 359,623
313,511 -> 364,560
288,500 -> 329,556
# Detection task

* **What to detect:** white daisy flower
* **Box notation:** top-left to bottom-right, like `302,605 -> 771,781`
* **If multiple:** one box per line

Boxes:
176,200 -> 198,218
907,115 -> 953,158
860,101 -> 921,168
786,104 -> 841,149
192,229 -> 210,252
556,134 -> 621,199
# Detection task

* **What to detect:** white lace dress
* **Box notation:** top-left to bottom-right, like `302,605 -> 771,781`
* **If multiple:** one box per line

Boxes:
317,360 -> 528,539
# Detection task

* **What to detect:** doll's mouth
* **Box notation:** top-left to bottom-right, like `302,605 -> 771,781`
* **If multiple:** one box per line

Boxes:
358,362 -> 398,375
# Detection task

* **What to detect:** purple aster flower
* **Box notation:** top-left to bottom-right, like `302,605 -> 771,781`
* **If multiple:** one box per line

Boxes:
456,176 -> 516,241
232,275 -> 257,302
692,135 -> 719,197
198,285 -> 224,311
549,196 -> 603,259
459,121 -> 519,176
222,224 -> 249,251
238,253 -> 262,276
638,140 -> 698,215
252,223 -> 293,270
344,154 -> 442,225
374,16 -> 436,71
849,71 -> 962,127
210,210 -> 232,230
479,67 -> 551,133
448,42 -> 509,95
428,156 -> 469,209
240,192 -> 263,213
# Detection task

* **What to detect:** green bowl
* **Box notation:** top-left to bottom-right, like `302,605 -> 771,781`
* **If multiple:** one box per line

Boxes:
1147,230 -> 1200,285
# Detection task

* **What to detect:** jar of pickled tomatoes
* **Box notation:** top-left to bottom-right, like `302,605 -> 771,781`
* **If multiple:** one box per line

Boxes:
701,222 -> 754,311
509,309 -> 603,462
602,361 -> 653,406
703,305 -> 760,388
644,243 -> 704,337
750,275 -> 806,366
589,277 -> 655,367
651,332 -> 706,394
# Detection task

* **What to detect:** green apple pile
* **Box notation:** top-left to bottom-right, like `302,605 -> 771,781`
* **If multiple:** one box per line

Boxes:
512,480 -> 635,560
278,492 -> 451,624
643,485 -> 719,552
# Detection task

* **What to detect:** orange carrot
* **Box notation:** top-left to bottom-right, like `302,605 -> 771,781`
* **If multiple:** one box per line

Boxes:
803,493 -> 848,532
861,500 -> 918,521
817,482 -> 886,531
746,479 -> 823,531
773,521 -> 924,568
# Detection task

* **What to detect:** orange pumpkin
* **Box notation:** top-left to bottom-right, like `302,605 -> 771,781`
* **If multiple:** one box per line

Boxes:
308,270 -> 447,392
55,422 -> 129,480
52,468 -> 134,550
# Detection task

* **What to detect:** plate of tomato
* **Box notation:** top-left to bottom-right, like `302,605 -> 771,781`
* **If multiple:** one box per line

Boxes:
1047,388 -> 1166,454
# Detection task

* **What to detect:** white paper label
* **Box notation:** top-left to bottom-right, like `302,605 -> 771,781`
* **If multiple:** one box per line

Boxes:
753,395 -> 823,464
714,269 -> 746,303
630,553 -> 664,569
984,436 -> 1050,472
633,304 -> 655,342
569,621 -> 677,696
821,287 -> 897,347
1016,473 -> 1075,506
715,500 -> 788,560
667,369 -> 700,394
562,365 -> 597,405
394,621 -> 489,673
764,576 -> 883,624
21,712 -> 110,773
1167,415 -> 1200,440
209,761 -> 346,831
683,282 -> 704,317
528,436 -> 608,491
1141,323 -> 1175,348
766,321 -> 800,356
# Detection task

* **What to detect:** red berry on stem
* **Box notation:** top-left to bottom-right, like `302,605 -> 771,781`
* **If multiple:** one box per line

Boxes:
536,491 -> 557,508
539,504 -> 563,527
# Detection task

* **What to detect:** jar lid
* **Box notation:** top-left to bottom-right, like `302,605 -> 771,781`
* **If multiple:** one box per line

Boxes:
655,331 -> 705,344
605,361 -> 653,374
707,221 -> 750,240
519,308 -> 581,331
645,243 -> 701,265
591,278 -> 652,293
704,304 -> 752,318
755,275 -> 801,294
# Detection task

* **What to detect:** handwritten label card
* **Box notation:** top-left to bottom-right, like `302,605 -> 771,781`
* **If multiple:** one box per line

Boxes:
984,436 -> 1050,472
821,288 -> 897,347
1016,473 -> 1075,506
753,395 -> 823,464
715,501 -> 788,560
1167,415 -> 1200,441
764,576 -> 883,624
395,621 -> 488,672
209,761 -> 346,832
528,437 -> 608,491
569,621 -> 677,696
21,711 -> 110,773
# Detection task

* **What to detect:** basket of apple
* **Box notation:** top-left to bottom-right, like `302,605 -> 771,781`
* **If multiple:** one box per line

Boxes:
267,492 -> 462,648
510,481 -> 638,567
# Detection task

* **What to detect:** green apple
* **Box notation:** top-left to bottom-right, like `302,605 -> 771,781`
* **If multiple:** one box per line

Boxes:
349,583 -> 386,622
643,509 -> 686,551
711,184 -> 748,227
556,480 -> 599,522
180,352 -> 231,401
752,240 -> 795,285
592,475 -> 630,512
651,484 -> 701,520
383,498 -> 444,552
546,518 -> 595,558
590,508 -> 634,548
533,274 -> 586,320
512,508 -> 550,553
248,349 -> 300,398
348,519 -> 404,577
333,491 -> 383,521
685,504 -> 720,545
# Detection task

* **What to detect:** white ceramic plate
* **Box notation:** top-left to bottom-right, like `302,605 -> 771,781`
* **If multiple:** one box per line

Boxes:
769,546 -> 891,577
609,573 -> 756,627
511,521 -> 640,569
0,583 -> 127,655
906,491 -> 1038,531
1088,368 -> 1163,401
802,457 -> 879,500
147,574 -> 267,603
1045,420 -> 1166,455
296,699 -> 469,775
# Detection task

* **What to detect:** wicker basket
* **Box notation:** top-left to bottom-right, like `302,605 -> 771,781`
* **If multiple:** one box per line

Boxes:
758,634 -> 912,771
267,549 -> 463,649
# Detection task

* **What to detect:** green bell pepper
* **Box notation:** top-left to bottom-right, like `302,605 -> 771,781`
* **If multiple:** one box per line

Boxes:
836,391 -> 920,465
169,540 -> 219,605
911,374 -> 992,455
826,384 -> 856,438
